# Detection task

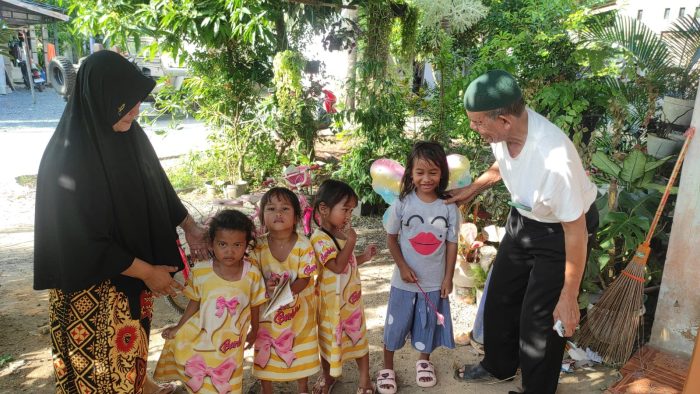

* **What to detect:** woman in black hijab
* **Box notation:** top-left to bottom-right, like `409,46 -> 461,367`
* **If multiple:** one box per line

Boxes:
34,50 -> 208,393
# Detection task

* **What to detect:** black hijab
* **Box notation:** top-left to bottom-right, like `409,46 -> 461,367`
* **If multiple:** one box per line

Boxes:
34,50 -> 187,318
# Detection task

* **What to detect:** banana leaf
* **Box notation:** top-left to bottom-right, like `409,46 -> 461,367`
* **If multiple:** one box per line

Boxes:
592,151 -> 621,178
620,149 -> 647,183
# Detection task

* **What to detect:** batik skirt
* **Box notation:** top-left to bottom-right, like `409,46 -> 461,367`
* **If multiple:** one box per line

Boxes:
49,280 -> 154,394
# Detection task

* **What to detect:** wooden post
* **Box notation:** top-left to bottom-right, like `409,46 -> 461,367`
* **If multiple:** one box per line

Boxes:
23,28 -> 36,103
42,24 -> 50,70
684,333 -> 700,393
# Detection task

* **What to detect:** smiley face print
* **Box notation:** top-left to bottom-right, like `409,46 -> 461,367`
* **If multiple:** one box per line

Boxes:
403,214 -> 449,256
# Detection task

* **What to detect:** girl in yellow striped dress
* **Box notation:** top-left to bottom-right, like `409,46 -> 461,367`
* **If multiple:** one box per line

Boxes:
310,180 -> 377,394
154,209 -> 266,394
252,187 -> 320,393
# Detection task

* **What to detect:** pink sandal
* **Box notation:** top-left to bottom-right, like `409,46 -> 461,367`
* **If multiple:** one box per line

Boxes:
376,369 -> 397,394
416,360 -> 437,388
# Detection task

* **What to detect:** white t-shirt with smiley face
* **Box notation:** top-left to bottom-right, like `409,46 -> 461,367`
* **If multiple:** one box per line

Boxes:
384,192 -> 460,292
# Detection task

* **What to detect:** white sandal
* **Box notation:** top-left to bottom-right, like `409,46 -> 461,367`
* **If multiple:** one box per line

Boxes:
376,369 -> 397,394
416,360 -> 437,388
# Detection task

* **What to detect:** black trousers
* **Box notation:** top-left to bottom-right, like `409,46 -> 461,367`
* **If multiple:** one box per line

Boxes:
481,206 -> 598,394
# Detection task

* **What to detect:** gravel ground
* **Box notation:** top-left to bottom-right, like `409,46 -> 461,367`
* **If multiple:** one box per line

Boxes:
0,88 -> 67,129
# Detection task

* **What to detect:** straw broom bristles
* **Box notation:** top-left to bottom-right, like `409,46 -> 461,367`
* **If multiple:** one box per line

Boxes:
575,244 -> 648,365
576,129 -> 694,366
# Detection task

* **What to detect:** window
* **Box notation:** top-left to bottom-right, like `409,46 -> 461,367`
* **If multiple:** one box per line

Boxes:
665,8 -> 670,19
680,7 -> 686,17
695,7 -> 700,18
637,9 -> 643,20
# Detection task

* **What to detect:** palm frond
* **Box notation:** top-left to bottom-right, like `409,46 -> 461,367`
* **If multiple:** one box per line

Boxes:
584,15 -> 670,74
666,15 -> 700,71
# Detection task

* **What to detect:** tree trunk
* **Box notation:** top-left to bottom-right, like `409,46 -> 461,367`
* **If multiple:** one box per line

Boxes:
274,13 -> 288,52
343,7 -> 358,110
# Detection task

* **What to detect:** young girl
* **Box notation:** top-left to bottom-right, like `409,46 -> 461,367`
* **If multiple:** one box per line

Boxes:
154,209 -> 266,394
377,142 -> 459,393
310,179 -> 377,394
252,187 -> 320,394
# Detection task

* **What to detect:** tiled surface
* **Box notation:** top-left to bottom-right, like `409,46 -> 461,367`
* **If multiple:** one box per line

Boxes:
606,346 -> 689,393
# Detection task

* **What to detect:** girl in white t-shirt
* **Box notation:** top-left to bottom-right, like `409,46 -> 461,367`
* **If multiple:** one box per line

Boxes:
377,142 -> 459,393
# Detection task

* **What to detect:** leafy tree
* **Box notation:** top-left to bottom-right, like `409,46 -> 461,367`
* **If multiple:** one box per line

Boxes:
65,0 -> 344,183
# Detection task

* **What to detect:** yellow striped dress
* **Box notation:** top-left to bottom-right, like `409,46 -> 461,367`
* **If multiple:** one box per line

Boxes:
310,229 -> 369,377
154,259 -> 266,393
251,234 -> 320,381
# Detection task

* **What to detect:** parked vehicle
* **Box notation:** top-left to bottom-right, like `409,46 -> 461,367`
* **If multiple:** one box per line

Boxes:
19,61 -> 46,92
48,51 -> 187,100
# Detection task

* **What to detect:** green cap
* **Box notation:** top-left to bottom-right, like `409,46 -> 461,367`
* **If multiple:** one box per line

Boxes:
463,70 -> 522,112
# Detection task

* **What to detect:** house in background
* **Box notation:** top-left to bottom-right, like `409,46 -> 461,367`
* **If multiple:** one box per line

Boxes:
593,1 -> 700,34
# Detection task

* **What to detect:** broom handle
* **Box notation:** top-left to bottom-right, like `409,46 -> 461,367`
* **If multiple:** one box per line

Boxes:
644,132 -> 694,245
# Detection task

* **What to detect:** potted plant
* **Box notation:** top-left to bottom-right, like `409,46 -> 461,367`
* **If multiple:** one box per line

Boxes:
661,16 -> 700,126
661,68 -> 698,127
646,115 -> 687,158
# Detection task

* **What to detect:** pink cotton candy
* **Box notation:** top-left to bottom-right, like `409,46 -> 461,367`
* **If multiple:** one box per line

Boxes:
436,312 -> 445,326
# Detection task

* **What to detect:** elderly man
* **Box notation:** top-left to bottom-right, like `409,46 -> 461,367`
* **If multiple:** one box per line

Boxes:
448,70 -> 598,394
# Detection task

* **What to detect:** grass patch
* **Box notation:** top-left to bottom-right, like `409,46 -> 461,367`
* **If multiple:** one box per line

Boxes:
15,175 -> 37,188
0,354 -> 14,368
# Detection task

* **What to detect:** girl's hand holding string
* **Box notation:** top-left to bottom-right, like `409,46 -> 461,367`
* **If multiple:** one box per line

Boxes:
399,265 -> 418,283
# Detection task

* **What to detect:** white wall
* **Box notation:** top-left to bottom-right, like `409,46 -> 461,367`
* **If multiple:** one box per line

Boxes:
649,89 -> 700,356
617,0 -> 700,34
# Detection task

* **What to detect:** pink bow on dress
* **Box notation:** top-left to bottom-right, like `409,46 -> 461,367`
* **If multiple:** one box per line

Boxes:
184,354 -> 236,394
254,328 -> 296,368
335,308 -> 363,345
215,296 -> 239,318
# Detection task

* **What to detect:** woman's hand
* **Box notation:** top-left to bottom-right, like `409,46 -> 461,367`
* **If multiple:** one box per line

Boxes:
122,258 -> 183,297
143,265 -> 183,297
161,324 -> 180,340
181,214 -> 209,261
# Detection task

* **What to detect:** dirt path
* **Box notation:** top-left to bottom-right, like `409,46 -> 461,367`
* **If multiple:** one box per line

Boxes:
0,183 -> 620,393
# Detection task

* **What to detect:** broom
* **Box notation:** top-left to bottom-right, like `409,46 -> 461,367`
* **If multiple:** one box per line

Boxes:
576,129 -> 695,365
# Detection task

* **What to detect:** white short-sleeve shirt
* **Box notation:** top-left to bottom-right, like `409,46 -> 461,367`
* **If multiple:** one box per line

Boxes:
491,108 -> 597,223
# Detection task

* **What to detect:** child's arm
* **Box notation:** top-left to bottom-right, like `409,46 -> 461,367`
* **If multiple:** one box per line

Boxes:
441,241 -> 458,298
355,243 -> 378,265
323,228 -> 358,274
162,299 -> 200,339
387,234 -> 417,283
290,277 -> 311,295
246,305 -> 260,349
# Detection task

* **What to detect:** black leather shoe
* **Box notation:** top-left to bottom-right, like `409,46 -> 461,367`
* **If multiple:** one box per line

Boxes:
454,363 -> 498,382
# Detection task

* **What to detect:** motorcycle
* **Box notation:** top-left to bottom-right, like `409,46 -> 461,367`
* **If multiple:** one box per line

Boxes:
19,60 -> 46,92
